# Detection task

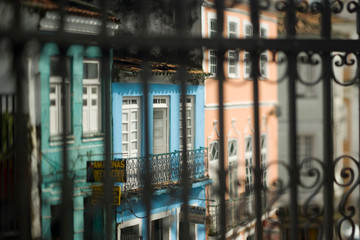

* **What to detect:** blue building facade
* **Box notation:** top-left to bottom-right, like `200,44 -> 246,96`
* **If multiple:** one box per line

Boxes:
112,58 -> 210,239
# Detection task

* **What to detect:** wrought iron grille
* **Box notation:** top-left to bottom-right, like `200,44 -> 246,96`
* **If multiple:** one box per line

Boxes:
1,0 -> 360,240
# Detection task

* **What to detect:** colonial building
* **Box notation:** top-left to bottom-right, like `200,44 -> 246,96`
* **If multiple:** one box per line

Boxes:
201,1 -> 279,239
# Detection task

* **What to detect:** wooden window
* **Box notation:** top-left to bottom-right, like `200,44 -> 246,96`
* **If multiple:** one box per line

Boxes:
82,60 -> 101,134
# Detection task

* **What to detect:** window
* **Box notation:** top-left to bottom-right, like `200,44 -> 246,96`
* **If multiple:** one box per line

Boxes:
153,96 -> 169,154
82,60 -> 101,134
49,57 -> 71,136
122,97 -> 140,158
209,18 -> 217,38
244,23 -> 252,79
150,217 -> 170,240
260,26 -> 268,79
228,138 -> 238,159
243,23 -> 268,79
228,138 -> 238,198
228,21 -> 238,39
180,96 -> 195,150
297,135 -> 314,168
245,136 -> 253,192
228,50 -> 239,78
260,134 -> 267,187
210,141 -> 219,161
121,225 -> 141,240
209,50 -> 217,76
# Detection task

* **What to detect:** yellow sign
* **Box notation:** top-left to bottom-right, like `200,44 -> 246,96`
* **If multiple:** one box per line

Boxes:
87,160 -> 126,183
91,185 -> 121,205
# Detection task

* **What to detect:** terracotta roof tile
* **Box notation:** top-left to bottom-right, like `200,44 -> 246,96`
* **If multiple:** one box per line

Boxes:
22,0 -> 120,23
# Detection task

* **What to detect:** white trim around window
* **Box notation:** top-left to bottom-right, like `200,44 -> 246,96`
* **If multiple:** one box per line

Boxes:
117,218 -> 142,240
260,24 -> 269,79
244,135 -> 253,191
228,138 -> 238,199
227,15 -> 240,39
82,59 -> 101,135
260,133 -> 267,187
122,97 -> 141,158
49,57 -> 71,137
228,50 -> 239,78
209,140 -> 219,161
207,11 -> 217,38
243,20 -> 252,80
209,49 -> 217,77
180,96 -> 195,150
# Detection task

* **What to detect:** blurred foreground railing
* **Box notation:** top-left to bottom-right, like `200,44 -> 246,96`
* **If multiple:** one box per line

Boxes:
0,94 -> 16,238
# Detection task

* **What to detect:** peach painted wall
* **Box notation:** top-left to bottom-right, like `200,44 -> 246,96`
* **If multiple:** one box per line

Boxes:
203,4 -> 278,199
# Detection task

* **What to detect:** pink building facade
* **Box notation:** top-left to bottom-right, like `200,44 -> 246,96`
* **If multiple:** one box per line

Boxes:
202,2 -> 279,238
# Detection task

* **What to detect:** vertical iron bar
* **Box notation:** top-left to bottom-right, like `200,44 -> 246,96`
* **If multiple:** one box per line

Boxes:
180,65 -> 190,240
102,49 -> 113,240
100,0 -> 114,239
14,46 -> 31,239
57,0 -> 73,239
6,95 -> 9,149
138,0 -> 151,239
249,1 -> 262,239
11,94 -> 16,232
13,0 -> 30,237
0,96 -> 2,152
288,52 -> 298,240
176,0 -> 190,238
141,60 -> 152,240
321,0 -> 334,239
0,95 -> 3,232
286,1 -> 299,240
60,47 -> 73,240
357,0 -> 360,234
214,0 -> 226,239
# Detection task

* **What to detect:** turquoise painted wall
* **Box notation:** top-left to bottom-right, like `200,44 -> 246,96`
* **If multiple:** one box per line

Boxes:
40,43 -> 113,240
112,82 -> 205,156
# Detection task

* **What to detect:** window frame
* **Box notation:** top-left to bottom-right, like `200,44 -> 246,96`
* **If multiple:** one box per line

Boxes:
49,57 -> 71,137
82,59 -> 102,136
153,96 -> 170,154
228,138 -> 238,199
244,135 -> 253,192
243,20 -> 252,79
228,50 -> 239,78
227,16 -> 239,39
179,95 -> 195,151
209,49 -> 217,76
207,12 -> 217,39
122,96 -> 141,158
260,133 -> 267,187
209,140 -> 219,162
259,24 -> 269,79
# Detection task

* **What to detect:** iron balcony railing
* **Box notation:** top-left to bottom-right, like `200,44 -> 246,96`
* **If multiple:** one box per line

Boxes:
123,148 -> 208,191
208,193 -> 252,237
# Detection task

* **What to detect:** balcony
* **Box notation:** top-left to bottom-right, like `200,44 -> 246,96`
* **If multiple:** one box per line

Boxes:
122,148 -> 208,192
208,194 -> 252,236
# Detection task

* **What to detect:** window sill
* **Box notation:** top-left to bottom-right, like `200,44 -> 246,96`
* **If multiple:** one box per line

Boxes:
49,135 -> 75,146
228,75 -> 239,79
82,132 -> 104,142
